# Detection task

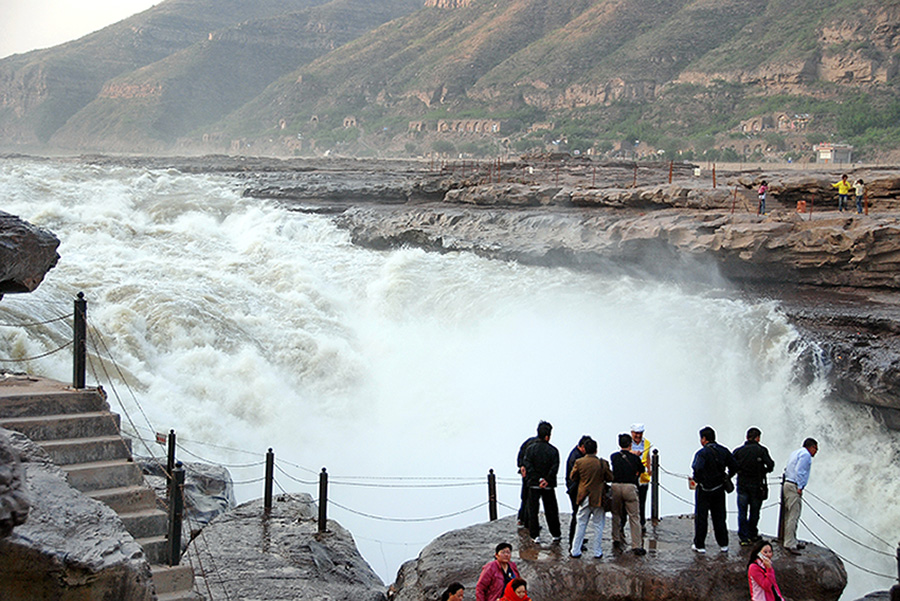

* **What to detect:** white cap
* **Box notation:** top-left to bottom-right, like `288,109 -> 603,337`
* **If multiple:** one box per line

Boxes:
631,423 -> 645,433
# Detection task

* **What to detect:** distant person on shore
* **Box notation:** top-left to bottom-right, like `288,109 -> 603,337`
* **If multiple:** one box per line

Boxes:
630,423 -> 652,532
855,179 -> 865,214
832,174 -> 852,211
523,420 -> 561,544
499,578 -> 530,601
611,432 -> 646,555
516,425 -> 542,528
690,426 -> 737,553
732,427 -> 775,546
565,435 -> 591,546
569,437 -> 613,558
782,437 -> 818,554
441,583 -> 465,601
748,540 -> 784,601
475,543 -> 519,601
757,180 -> 768,215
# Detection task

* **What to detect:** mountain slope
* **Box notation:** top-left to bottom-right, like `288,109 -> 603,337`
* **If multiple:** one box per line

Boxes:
0,0 -> 330,147
47,0 -> 421,151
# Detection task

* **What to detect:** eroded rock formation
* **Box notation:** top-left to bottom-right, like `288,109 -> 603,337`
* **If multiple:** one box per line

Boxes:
0,428 -> 29,536
0,428 -> 152,601
193,493 -> 387,600
0,211 -> 59,298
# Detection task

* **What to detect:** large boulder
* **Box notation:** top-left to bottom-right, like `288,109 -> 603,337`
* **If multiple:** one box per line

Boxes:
0,211 -> 59,297
136,456 -> 236,548
193,493 -> 387,601
0,427 -> 29,536
391,514 -> 846,601
0,428 -> 152,601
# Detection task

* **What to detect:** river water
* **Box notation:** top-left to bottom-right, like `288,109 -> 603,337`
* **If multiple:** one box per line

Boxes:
0,157 -> 896,599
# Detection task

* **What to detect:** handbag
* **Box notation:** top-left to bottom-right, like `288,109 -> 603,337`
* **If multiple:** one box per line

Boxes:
601,483 -> 612,512
724,476 -> 735,494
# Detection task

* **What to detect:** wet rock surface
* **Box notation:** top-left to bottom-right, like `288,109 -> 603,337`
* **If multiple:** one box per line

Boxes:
0,427 -> 29,536
0,211 -> 59,298
391,514 -> 846,601
0,427 -> 152,601
193,493 -> 387,601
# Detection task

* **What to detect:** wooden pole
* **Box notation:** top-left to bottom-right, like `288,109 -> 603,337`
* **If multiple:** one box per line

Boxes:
712,164 -> 717,189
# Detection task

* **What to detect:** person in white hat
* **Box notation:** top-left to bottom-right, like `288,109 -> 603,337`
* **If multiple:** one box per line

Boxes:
630,423 -> 652,532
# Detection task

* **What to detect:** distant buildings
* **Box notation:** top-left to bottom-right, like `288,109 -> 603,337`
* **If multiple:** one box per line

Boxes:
813,142 -> 853,164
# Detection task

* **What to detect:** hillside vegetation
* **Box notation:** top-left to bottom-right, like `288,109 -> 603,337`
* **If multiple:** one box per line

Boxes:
1,0 -> 898,161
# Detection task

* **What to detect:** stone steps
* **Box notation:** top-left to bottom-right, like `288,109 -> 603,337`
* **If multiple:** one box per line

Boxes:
0,376 -> 196,600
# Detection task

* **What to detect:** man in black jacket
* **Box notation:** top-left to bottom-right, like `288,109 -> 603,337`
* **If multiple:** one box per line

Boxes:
516,426 -> 541,528
732,427 -> 775,545
610,432 -> 646,555
523,421 -> 561,543
691,426 -> 737,553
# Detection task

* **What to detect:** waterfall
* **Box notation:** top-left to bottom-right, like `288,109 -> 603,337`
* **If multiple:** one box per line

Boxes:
0,158 -> 895,598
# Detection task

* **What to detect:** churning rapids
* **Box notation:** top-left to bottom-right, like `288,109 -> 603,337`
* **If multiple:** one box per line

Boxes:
1,157 -> 897,599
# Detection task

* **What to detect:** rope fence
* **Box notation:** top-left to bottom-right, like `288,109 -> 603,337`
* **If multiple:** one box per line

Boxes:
2,292 -> 898,598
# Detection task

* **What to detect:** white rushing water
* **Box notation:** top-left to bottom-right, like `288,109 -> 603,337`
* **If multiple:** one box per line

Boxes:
0,157 -> 897,599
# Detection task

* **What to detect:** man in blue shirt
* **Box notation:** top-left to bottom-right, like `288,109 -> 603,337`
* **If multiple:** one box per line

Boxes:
782,437 -> 819,554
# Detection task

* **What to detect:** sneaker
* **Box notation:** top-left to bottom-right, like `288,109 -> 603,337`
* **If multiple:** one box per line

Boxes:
720,546 -> 729,553
691,544 -> 706,554
593,553 -> 603,559
796,542 -> 806,549
632,548 -> 647,556
533,536 -> 542,544
740,540 -> 752,547
786,547 -> 801,556
551,536 -> 561,543
570,553 -> 582,559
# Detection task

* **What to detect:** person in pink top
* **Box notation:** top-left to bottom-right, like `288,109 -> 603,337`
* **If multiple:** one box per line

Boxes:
748,540 -> 785,601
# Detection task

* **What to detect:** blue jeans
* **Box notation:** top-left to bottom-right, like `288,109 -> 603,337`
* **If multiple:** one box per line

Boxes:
838,194 -> 848,211
737,488 -> 764,542
856,195 -> 863,213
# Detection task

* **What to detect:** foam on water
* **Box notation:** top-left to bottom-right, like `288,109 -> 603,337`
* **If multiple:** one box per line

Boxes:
0,158 -> 896,598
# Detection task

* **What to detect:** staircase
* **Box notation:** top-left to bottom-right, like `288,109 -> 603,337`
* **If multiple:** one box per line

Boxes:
0,375 -> 198,601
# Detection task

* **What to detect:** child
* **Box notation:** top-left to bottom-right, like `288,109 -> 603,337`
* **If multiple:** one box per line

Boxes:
854,179 -> 865,214
757,181 -> 768,215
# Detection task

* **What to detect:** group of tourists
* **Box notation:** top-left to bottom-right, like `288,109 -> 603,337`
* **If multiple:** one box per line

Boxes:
758,174 -> 867,215
690,425 -> 817,557
515,421 -> 652,558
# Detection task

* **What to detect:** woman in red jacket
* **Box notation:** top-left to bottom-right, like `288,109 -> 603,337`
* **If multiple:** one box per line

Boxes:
748,540 -> 785,601
499,579 -> 530,601
475,543 -> 519,601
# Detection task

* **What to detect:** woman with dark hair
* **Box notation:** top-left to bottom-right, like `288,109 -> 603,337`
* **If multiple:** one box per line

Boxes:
440,583 -> 465,601
475,542 -> 519,601
499,578 -> 530,601
748,540 -> 785,601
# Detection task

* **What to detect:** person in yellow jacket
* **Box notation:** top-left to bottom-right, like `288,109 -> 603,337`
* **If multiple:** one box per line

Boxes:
832,174 -> 852,212
630,423 -> 652,531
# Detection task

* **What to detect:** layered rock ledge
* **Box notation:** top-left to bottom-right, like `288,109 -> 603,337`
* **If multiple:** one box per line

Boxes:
0,427 -> 152,601
391,514 -> 846,601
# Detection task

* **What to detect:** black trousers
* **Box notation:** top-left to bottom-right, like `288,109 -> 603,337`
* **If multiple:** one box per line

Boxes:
694,487 -> 728,549
638,483 -> 648,527
528,487 -> 561,540
517,478 -> 529,524
568,489 -> 579,543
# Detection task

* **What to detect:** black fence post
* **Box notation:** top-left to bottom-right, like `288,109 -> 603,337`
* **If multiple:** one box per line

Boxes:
651,449 -> 659,523
488,469 -> 497,521
892,542 -> 900,601
73,292 -> 86,389
166,430 -> 176,499
167,461 -> 185,566
264,448 -> 274,514
318,468 -> 328,533
777,474 -> 786,542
